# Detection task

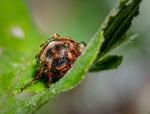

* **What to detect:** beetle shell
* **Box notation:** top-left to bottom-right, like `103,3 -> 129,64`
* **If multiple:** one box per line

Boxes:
36,34 -> 86,83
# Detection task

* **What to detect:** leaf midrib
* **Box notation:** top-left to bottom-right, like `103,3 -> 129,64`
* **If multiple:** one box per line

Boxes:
100,1 -> 140,56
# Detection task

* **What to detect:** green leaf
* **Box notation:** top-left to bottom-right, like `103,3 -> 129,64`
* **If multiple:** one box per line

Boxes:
0,0 -> 142,113
98,0 -> 142,57
0,0 -> 43,51
22,32 -> 103,114
8,31 -> 104,114
0,0 -> 104,112
89,55 -> 123,72
0,0 -> 44,113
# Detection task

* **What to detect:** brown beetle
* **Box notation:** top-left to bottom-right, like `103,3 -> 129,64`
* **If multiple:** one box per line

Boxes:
21,34 -> 86,91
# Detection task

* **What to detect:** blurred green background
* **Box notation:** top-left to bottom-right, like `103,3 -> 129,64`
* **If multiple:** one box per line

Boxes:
1,0 -> 150,114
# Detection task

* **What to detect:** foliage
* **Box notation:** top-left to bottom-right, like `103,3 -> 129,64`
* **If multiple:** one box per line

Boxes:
0,0 -> 142,113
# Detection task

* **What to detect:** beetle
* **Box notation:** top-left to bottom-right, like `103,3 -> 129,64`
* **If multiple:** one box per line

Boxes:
21,34 -> 86,91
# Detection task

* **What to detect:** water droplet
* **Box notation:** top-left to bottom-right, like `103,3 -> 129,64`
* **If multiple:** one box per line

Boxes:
10,27 -> 24,39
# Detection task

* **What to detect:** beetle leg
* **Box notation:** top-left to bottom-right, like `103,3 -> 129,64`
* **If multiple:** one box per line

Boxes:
52,33 -> 60,40
45,72 -> 53,88
21,68 -> 43,92
47,72 -> 53,83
